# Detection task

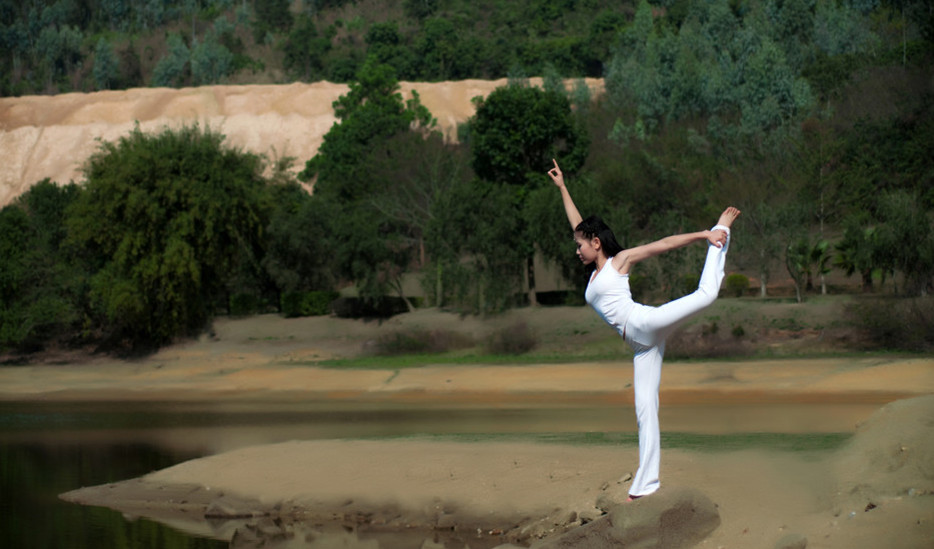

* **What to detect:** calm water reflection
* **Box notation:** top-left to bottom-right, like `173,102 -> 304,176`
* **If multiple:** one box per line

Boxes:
0,400 -> 872,548
1,401 -> 623,549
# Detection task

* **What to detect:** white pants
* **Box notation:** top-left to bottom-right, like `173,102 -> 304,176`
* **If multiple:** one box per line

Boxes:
623,225 -> 731,497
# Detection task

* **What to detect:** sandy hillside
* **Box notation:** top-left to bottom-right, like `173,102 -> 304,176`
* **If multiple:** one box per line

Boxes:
0,78 -> 604,207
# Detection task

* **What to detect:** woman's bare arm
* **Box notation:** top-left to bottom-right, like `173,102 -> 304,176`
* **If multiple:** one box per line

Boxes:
613,229 -> 726,274
547,159 -> 583,231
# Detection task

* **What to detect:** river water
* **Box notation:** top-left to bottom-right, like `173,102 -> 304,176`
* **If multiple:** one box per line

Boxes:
0,400 -> 873,548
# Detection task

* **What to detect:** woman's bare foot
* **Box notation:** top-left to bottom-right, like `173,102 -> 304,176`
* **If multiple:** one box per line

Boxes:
717,206 -> 741,229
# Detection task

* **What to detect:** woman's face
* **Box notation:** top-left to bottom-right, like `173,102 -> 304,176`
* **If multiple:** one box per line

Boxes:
574,232 -> 601,265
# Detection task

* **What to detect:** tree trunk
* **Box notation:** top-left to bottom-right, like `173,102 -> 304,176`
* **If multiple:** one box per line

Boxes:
435,262 -> 443,307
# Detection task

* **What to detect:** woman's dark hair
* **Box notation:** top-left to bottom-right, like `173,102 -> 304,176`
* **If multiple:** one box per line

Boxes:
575,215 -> 624,257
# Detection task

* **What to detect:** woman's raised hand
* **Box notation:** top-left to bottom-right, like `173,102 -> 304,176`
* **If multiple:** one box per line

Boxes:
547,158 -> 564,188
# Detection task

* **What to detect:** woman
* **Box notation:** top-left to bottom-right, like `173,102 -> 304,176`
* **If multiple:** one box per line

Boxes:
547,159 -> 740,500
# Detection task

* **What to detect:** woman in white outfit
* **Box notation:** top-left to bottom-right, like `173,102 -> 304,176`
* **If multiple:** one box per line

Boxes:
547,159 -> 740,500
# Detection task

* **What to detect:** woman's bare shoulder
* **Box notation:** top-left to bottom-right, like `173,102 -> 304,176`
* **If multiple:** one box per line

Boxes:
610,251 -> 633,275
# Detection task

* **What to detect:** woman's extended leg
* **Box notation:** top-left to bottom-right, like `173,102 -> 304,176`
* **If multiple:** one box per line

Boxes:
629,207 -> 739,346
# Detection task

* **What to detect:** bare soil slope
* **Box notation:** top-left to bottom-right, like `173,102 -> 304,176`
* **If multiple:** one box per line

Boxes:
0,79 -> 603,206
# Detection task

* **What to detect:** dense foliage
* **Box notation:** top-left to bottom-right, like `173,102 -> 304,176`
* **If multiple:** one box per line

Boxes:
1,0 -> 933,354
66,124 -> 273,350
0,0 -> 639,96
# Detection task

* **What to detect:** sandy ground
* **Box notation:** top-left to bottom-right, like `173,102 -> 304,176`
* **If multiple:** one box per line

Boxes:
1,309 -> 930,548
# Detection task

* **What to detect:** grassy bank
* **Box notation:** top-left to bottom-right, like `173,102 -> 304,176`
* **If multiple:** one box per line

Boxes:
304,294 -> 932,369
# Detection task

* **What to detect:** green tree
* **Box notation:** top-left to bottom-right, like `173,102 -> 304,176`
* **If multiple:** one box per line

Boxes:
874,190 -> 934,295
835,212 -> 879,292
469,82 -> 589,186
468,81 -> 589,305
190,31 -> 234,85
0,180 -> 83,351
404,0 -> 439,20
365,22 -> 416,79
300,60 -> 435,306
605,0 -> 814,144
301,59 -> 434,194
813,0 -> 880,57
764,0 -> 816,71
262,181 -> 335,295
67,124 -> 271,350
425,178 -> 526,313
363,131 -> 473,306
93,37 -> 119,90
152,33 -> 190,87
135,0 -> 166,30
785,235 -> 831,302
253,0 -> 293,41
35,24 -> 82,89
282,14 -> 334,80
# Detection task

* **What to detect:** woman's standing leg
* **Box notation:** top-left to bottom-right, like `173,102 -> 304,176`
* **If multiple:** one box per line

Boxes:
623,208 -> 739,498
629,339 -> 665,497
626,237 -> 725,498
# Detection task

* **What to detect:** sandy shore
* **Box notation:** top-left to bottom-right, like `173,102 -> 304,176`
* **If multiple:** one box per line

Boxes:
3,310 -> 932,548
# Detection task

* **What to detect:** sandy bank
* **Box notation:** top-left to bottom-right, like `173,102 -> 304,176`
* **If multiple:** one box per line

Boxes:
60,396 -> 934,548
4,308 -> 930,547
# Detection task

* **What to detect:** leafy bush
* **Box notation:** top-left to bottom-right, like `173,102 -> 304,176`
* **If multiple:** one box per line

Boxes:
331,296 -> 410,319
229,293 -> 261,316
846,297 -> 934,352
485,321 -> 537,355
725,273 -> 749,297
666,326 -> 751,359
372,328 -> 474,356
677,274 -> 701,296
281,291 -> 339,318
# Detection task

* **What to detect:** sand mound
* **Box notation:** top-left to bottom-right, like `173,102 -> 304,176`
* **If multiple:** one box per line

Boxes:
0,79 -> 604,207
833,394 -> 934,509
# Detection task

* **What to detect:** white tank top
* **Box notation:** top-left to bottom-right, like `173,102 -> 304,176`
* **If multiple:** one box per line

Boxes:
584,257 -> 635,337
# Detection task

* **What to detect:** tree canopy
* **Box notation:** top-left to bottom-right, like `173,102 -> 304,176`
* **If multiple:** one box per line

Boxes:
2,0 -> 933,355
66,124 -> 271,349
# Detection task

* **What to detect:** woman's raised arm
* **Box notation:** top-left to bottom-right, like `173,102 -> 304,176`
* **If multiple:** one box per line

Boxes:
548,159 -> 583,231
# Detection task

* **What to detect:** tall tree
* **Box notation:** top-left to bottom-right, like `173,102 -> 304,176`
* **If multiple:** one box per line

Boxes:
152,33 -> 190,87
0,181 -> 83,351
875,190 -> 934,295
365,131 -> 473,307
467,81 -> 589,305
190,31 -> 234,85
300,60 -> 435,307
470,82 -> 589,186
282,14 -> 334,81
67,124 -> 271,350
92,37 -> 119,90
